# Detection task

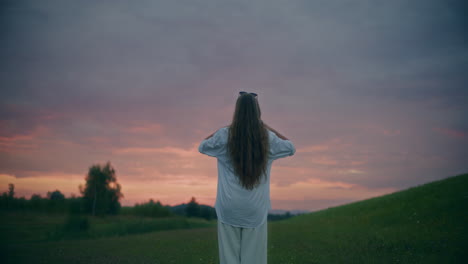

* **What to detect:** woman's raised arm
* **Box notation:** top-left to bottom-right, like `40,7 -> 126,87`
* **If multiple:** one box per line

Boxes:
263,123 -> 289,140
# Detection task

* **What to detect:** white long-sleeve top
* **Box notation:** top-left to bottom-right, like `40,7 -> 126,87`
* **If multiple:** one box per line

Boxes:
198,126 -> 296,228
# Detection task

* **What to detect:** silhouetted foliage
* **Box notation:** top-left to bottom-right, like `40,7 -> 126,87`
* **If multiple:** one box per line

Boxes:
0,184 -> 85,213
121,199 -> 173,218
268,211 -> 295,221
30,194 -> 42,209
80,161 -> 123,216
8,183 -> 14,198
169,202 -> 217,220
185,197 -> 201,218
0,183 -> 27,210
0,184 -> 14,209
47,190 -> 65,201
169,203 -> 187,216
200,205 -> 216,220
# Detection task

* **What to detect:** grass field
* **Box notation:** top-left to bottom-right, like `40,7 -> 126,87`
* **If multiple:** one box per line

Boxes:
1,173 -> 467,263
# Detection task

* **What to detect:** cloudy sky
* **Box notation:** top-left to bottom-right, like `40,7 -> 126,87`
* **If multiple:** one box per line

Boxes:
1,0 -> 467,211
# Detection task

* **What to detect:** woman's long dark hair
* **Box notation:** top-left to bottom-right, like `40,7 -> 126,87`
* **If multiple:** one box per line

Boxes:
228,93 -> 270,190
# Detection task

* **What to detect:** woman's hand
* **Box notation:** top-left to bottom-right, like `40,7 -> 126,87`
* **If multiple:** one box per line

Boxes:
204,132 -> 215,140
263,123 -> 289,140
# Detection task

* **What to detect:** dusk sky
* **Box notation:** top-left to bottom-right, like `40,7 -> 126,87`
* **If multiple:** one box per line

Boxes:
1,0 -> 467,211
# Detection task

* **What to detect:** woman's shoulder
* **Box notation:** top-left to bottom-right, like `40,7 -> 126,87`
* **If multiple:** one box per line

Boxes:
265,128 -> 277,140
216,126 -> 230,141
220,126 -> 230,134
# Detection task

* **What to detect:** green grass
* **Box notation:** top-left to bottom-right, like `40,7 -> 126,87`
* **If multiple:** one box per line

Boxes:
0,211 -> 214,242
268,172 -> 468,263
1,173 -> 467,263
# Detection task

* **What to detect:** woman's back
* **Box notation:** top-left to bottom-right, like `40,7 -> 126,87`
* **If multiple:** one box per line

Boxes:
198,91 -> 295,264
198,126 -> 296,228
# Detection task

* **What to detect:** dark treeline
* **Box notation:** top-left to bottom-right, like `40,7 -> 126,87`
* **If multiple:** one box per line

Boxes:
121,199 -> 173,218
121,197 -> 217,220
0,184 -> 83,214
0,184 -> 216,220
1,162 -> 295,222
169,197 -> 217,220
0,161 -> 295,241
0,162 -> 218,221
0,183 -> 293,221
268,211 -> 294,221
0,162 -> 123,216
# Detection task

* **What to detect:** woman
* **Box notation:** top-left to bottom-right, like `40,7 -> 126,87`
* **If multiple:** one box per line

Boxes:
198,91 -> 296,264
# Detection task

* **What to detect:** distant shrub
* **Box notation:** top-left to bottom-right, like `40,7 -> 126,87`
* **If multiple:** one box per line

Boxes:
185,197 -> 201,218
268,211 -> 294,221
47,190 -> 65,201
200,205 -> 216,220
169,201 -> 217,220
123,199 -> 173,218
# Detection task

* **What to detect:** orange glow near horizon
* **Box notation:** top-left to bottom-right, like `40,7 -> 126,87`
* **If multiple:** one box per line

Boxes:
0,167 -> 397,211
0,120 -> 461,211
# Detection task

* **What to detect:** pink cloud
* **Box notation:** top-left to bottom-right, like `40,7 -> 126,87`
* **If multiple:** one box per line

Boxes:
433,127 -> 467,139
0,125 -> 49,151
296,144 -> 330,152
124,123 -> 164,134
112,144 -> 199,158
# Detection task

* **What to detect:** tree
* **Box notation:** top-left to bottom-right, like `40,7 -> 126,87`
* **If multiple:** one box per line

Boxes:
130,199 -> 172,218
8,183 -> 14,198
30,194 -> 43,210
79,161 -> 123,216
185,197 -> 200,217
0,184 -> 15,209
31,194 -> 42,200
47,190 -> 65,201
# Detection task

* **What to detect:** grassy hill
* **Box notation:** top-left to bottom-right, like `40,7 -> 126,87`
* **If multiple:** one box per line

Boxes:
1,173 -> 467,263
269,172 -> 468,263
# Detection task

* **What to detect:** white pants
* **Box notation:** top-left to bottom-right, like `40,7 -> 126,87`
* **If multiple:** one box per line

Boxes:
217,220 -> 267,264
